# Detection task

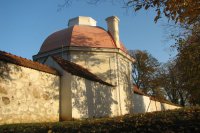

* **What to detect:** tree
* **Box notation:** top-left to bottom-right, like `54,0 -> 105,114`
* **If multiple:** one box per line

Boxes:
125,0 -> 200,25
158,61 -> 189,106
159,25 -> 200,106
129,50 -> 164,98
60,0 -> 200,25
175,27 -> 200,105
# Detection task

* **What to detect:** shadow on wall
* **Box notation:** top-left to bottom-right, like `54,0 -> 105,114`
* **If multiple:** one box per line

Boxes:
71,75 -> 117,118
133,94 -> 176,113
161,103 -> 166,111
86,81 -> 117,118
64,45 -> 133,117
70,53 -> 119,118
0,61 -> 23,107
133,94 -> 146,113
123,81 -> 133,113
71,76 -> 88,118
0,61 -> 22,81
119,58 -> 133,114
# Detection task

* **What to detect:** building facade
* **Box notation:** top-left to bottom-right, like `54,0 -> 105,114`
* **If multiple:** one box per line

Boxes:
33,16 -> 135,118
0,16 -> 180,125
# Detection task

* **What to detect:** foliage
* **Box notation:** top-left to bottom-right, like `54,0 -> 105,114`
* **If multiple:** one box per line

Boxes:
125,0 -> 200,25
0,107 -> 200,133
60,0 -> 200,25
175,27 -> 200,105
159,24 -> 200,106
129,50 -> 164,98
158,61 -> 189,106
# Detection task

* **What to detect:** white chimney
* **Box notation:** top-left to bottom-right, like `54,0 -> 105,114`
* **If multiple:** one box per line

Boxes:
105,16 -> 120,48
68,16 -> 97,27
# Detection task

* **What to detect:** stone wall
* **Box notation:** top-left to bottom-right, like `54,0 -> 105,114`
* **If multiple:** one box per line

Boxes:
0,61 -> 60,125
133,94 -> 180,113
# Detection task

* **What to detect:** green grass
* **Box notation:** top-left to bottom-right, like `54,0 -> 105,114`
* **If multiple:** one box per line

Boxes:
0,106 -> 200,133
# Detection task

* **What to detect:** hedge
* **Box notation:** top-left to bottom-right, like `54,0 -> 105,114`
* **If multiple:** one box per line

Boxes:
0,106 -> 200,133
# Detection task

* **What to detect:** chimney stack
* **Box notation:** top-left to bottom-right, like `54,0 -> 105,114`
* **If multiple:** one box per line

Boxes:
105,16 -> 120,48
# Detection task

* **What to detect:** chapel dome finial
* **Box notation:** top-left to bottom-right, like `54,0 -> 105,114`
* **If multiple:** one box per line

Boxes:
68,16 -> 97,27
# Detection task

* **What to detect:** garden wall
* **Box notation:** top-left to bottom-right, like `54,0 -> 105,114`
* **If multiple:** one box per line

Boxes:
133,93 -> 180,113
0,61 -> 60,125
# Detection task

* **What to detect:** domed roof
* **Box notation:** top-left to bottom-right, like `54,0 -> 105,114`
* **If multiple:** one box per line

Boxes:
39,25 -> 127,53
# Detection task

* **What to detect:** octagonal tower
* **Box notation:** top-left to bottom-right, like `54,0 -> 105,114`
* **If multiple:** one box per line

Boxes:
33,16 -> 135,119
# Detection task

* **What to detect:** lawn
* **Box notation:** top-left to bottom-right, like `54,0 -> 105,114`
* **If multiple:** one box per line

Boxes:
0,106 -> 200,133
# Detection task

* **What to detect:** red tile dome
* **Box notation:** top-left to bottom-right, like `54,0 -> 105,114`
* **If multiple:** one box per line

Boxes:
39,25 -> 127,53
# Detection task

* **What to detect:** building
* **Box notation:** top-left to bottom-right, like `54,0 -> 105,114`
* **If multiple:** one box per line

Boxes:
0,16 -> 179,125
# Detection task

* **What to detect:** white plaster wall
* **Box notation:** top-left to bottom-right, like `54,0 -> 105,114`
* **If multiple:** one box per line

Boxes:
0,61 -> 60,125
60,71 -> 72,120
44,57 -> 72,121
70,75 -> 117,119
70,51 -> 120,117
42,50 -> 133,119
68,16 -> 97,27
70,51 -> 117,84
118,56 -> 133,115
70,51 -> 133,117
133,94 -> 180,113
44,56 -> 119,119
71,76 -> 88,119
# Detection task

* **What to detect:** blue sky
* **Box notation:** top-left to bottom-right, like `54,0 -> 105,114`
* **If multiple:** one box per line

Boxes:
0,0 -> 176,63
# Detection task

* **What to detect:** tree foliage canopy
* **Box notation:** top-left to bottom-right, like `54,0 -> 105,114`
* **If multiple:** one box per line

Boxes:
160,25 -> 200,106
175,27 -> 200,105
129,50 -> 165,98
125,0 -> 200,25
158,61 -> 189,106
61,0 -> 200,25
60,0 -> 200,105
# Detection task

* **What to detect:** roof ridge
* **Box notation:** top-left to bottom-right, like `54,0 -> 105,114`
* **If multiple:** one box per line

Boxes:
0,50 -> 59,75
52,56 -> 114,87
133,84 -> 181,107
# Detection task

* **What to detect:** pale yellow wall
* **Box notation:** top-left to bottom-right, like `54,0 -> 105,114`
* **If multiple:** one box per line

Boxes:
60,71 -> 72,120
70,75 -> 116,119
35,48 -> 134,119
71,76 -> 88,119
0,61 -> 60,125
44,57 -> 72,121
133,94 -> 180,113
44,56 -> 119,119
118,55 -> 133,115
70,51 -> 120,117
70,50 -> 134,117
70,51 -> 117,84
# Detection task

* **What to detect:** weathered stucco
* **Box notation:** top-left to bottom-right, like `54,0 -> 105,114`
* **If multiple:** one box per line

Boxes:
71,76 -> 115,119
45,57 -> 117,119
0,61 -> 60,125
70,50 -> 134,116
40,48 -> 134,118
133,94 -> 180,113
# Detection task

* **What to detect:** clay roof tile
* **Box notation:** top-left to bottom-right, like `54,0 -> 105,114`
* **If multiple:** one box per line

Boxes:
52,56 -> 114,87
39,25 -> 128,54
0,50 -> 59,75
